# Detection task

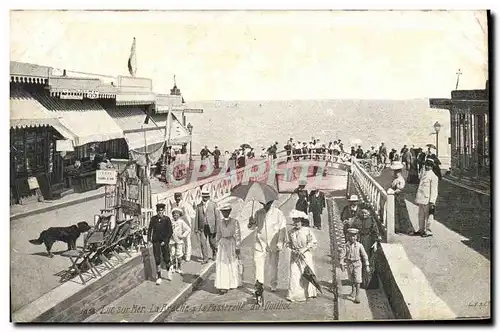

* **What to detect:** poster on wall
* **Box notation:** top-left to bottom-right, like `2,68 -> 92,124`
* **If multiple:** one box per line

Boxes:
128,183 -> 139,200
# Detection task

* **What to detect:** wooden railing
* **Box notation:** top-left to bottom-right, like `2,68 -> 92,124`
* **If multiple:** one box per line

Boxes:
151,149 -> 352,218
348,158 -> 395,242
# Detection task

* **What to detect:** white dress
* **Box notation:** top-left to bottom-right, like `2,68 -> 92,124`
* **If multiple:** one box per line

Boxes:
287,227 -> 318,302
215,217 -> 241,290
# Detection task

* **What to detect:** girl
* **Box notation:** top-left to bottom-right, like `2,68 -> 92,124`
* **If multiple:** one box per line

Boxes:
286,209 -> 318,302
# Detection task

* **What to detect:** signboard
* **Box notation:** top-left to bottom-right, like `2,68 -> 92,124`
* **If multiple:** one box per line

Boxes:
96,170 -> 117,185
27,176 -> 40,190
121,199 -> 142,216
56,139 -> 75,152
128,184 -> 140,200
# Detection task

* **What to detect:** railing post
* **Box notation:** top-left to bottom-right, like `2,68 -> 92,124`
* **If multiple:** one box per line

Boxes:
386,189 -> 395,242
346,170 -> 351,198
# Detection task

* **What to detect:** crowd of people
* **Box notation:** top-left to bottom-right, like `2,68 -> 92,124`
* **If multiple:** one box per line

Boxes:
146,183 -> 331,304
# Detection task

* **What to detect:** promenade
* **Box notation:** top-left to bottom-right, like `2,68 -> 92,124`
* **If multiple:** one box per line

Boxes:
373,169 -> 491,319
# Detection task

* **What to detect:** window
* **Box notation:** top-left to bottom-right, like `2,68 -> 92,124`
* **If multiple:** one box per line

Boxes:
10,128 -> 49,176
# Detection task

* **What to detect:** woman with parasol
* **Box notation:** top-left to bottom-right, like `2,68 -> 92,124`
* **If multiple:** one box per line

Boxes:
285,209 -> 320,302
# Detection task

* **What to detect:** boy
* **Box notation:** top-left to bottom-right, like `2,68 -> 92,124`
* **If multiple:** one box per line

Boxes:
340,228 -> 370,304
147,203 -> 173,285
170,207 -> 191,275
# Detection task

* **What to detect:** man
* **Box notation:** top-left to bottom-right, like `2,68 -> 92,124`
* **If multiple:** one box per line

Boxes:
379,142 -> 387,166
284,140 -> 292,162
247,148 -> 255,159
302,142 -> 308,160
414,159 -> 439,237
170,192 -> 196,261
147,203 -> 173,284
213,146 -> 221,169
248,199 -> 287,292
341,195 -> 360,227
356,146 -> 364,159
309,189 -> 326,230
195,188 -> 220,263
200,145 -> 212,161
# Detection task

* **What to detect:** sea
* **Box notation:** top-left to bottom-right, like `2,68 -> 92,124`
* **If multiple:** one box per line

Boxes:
184,99 -> 451,157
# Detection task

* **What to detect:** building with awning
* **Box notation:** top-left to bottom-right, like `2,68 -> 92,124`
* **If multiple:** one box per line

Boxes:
429,80 -> 490,191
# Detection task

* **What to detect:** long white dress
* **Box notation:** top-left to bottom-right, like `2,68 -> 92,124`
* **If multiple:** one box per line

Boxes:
287,227 -> 318,302
215,217 -> 241,290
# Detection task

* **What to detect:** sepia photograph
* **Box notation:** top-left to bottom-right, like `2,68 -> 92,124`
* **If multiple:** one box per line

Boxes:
8,9 -> 490,323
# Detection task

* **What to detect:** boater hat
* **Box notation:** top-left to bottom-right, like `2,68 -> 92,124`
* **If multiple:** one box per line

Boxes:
347,228 -> 359,235
201,188 -> 210,197
289,209 -> 308,219
219,204 -> 232,211
347,195 -> 359,202
425,158 -> 435,166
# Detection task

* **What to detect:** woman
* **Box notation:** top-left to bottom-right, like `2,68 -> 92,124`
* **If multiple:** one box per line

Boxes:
215,204 -> 241,295
295,190 -> 309,226
390,162 -> 413,234
406,148 -> 420,184
286,209 -> 318,302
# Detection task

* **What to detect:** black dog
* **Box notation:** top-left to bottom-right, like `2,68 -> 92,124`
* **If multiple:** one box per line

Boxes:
254,280 -> 265,306
29,221 -> 91,257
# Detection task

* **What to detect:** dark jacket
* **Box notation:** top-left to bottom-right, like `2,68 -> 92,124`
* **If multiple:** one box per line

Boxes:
147,215 -> 173,242
295,198 -> 309,214
309,190 -> 325,213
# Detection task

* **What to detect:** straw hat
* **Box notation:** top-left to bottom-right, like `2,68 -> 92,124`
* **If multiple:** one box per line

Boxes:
346,228 -> 359,235
219,204 -> 232,211
171,207 -> 183,215
289,209 -> 308,219
201,188 -> 211,196
347,194 -> 359,202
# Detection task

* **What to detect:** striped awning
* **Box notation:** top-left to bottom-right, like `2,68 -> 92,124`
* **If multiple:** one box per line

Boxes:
10,85 -> 75,141
30,90 -> 124,147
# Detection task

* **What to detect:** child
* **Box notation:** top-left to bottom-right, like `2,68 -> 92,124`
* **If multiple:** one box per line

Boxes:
286,209 -> 318,302
340,228 -> 370,304
169,208 -> 191,275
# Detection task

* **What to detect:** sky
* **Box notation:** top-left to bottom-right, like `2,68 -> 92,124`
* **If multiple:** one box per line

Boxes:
10,10 -> 488,101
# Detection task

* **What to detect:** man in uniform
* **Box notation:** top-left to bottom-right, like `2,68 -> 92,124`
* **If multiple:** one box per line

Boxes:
213,146 -> 221,169
147,203 -> 173,285
414,158 -> 439,237
195,188 -> 220,263
248,199 -> 287,292
170,192 -> 196,261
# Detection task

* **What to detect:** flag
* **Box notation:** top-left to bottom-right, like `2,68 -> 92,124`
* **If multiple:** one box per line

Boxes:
128,37 -> 137,77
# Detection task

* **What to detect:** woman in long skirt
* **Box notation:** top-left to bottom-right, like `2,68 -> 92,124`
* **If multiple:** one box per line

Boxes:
215,204 -> 241,295
286,210 -> 318,302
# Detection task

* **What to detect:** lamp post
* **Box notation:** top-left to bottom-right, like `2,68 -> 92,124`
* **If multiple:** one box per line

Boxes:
434,121 -> 442,157
187,122 -> 193,168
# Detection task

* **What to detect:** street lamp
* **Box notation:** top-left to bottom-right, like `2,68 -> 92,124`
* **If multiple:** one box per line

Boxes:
187,122 -> 193,168
434,121 -> 442,157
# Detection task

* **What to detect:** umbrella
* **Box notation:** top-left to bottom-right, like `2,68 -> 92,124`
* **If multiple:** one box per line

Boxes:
230,182 -> 279,205
297,252 -> 323,294
426,143 -> 437,150
240,143 -> 252,150
231,182 -> 279,227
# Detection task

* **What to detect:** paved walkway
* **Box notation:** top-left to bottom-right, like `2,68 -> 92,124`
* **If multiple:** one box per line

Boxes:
166,197 -> 337,322
328,197 -> 394,321
84,194 -> 292,322
373,169 -> 491,319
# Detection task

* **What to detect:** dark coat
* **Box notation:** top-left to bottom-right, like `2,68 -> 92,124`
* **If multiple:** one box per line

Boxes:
148,215 -> 173,242
309,190 -> 325,213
